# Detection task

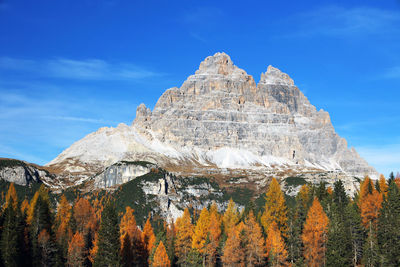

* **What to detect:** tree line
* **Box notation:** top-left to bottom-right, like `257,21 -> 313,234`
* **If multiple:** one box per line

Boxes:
0,174 -> 399,267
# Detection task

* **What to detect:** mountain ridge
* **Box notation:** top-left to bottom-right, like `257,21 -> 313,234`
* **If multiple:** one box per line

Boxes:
46,52 -> 377,191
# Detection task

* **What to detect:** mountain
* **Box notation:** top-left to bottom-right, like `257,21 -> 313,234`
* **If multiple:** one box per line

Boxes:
0,158 -> 58,187
46,52 -> 377,194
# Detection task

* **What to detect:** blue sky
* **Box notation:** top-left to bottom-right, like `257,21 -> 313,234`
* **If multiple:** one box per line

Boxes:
0,0 -> 399,176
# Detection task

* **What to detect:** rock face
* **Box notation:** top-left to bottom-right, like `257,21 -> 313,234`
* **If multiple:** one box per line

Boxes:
94,161 -> 156,189
0,158 -> 55,186
47,52 -> 377,188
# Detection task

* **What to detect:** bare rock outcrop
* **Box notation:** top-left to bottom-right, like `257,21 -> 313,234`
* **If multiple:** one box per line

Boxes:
47,52 -> 378,189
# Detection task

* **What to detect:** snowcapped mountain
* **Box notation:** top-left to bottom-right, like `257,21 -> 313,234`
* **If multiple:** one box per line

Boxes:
47,52 -> 377,189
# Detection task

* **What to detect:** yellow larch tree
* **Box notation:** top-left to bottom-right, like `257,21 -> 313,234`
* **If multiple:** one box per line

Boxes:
244,211 -> 266,267
221,222 -> 245,267
223,199 -> 239,234
143,216 -> 157,256
261,178 -> 288,237
205,209 -> 222,266
378,174 -> 388,197
175,208 -> 194,265
67,231 -> 86,267
192,207 -> 210,254
358,176 -> 383,229
266,221 -> 289,267
3,183 -> 18,210
302,198 -> 329,267
55,194 -> 73,259
152,241 -> 171,267
20,198 -> 29,215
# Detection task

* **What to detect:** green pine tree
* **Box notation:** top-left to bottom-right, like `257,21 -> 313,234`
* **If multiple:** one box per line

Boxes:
363,225 -> 379,267
377,181 -> 400,266
94,201 -> 121,267
326,181 -> 352,267
0,205 -> 22,267
30,194 -> 58,267
347,201 -> 365,267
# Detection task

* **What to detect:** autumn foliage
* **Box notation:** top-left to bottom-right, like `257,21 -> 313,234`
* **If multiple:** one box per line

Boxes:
152,241 -> 171,267
302,198 -> 329,267
1,175 -> 399,267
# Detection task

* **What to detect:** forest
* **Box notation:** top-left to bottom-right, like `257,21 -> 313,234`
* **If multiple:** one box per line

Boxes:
0,174 -> 399,267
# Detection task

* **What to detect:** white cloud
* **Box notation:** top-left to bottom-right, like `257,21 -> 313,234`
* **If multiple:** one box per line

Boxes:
357,144 -> 400,176
0,57 -> 162,81
283,6 -> 400,38
42,115 -> 116,124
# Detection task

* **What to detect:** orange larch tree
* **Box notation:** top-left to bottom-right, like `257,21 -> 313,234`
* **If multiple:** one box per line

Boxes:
73,197 -> 96,234
55,194 -> 73,260
20,198 -> 29,216
67,232 -> 86,267
266,221 -> 289,267
378,174 -> 388,197
152,241 -> 171,267
120,206 -> 146,266
261,178 -> 288,237
175,208 -> 194,266
244,211 -> 266,267
359,177 -> 383,230
205,209 -> 222,266
302,198 -> 329,267
223,199 -> 239,234
3,183 -> 18,210
143,216 -> 157,257
221,222 -> 245,267
192,207 -> 210,255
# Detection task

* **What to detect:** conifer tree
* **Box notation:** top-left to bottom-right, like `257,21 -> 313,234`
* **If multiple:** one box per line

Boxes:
326,181 -> 352,267
30,186 -> 58,267
165,222 -> 176,266
152,241 -> 171,267
261,178 -> 288,236
119,206 -> 146,266
378,174 -> 388,197
266,221 -> 289,267
0,202 -> 23,267
67,231 -> 85,267
221,222 -> 245,267
94,201 -> 121,267
3,183 -> 18,211
143,216 -> 157,261
243,211 -> 266,266
205,210 -> 221,266
192,207 -> 210,265
302,198 -> 329,267
222,199 -> 239,234
377,181 -> 400,266
362,226 -> 378,267
287,184 -> 310,265
55,194 -> 72,263
347,201 -> 365,267
37,229 -> 57,267
175,208 -> 194,266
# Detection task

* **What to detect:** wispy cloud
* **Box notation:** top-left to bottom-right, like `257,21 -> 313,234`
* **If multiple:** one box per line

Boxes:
0,57 -> 162,81
336,117 -> 400,132
189,32 -> 207,43
357,144 -> 400,176
182,6 -> 224,25
382,66 -> 400,79
283,6 -> 400,38
42,115 -> 117,124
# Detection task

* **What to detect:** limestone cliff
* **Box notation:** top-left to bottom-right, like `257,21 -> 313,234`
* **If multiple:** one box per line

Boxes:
47,52 -> 377,190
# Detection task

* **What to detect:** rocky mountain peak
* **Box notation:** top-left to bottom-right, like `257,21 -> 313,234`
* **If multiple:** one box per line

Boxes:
194,52 -> 248,79
47,52 -> 378,191
260,65 -> 295,86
